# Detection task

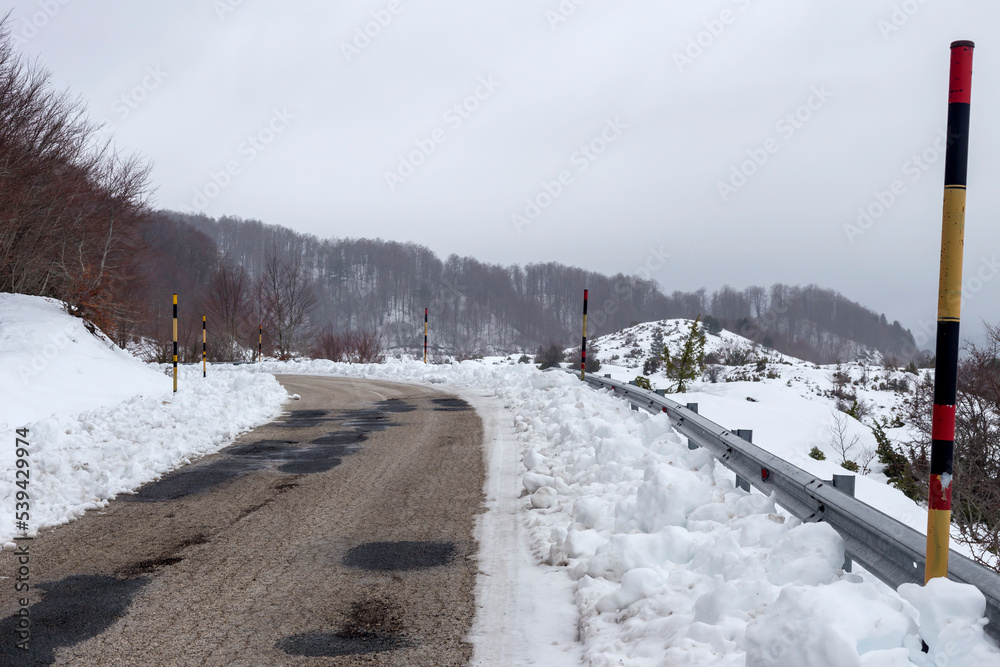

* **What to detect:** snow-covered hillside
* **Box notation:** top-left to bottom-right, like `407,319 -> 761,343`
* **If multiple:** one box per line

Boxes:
0,294 -> 288,546
578,319 -> 982,562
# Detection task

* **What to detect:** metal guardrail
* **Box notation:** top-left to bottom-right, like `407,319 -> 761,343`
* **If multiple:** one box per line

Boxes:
568,370 -> 1000,639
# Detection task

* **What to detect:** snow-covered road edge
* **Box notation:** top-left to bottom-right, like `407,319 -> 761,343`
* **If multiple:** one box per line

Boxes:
218,360 -> 1000,665
457,386 -> 584,666
1,366 -> 289,548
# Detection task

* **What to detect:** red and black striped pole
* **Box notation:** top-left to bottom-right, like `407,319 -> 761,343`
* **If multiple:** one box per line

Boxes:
172,294 -> 178,393
202,315 -> 207,378
581,289 -> 588,380
926,40 -> 974,583
424,308 -> 428,364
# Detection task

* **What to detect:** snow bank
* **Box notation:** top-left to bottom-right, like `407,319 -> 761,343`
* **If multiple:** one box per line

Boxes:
0,294 -> 288,547
236,357 -> 1000,665
0,293 -> 165,425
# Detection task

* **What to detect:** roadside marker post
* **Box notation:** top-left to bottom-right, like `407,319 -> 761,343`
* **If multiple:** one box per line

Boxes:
926,40 -> 975,583
172,294 -> 178,393
581,289 -> 588,380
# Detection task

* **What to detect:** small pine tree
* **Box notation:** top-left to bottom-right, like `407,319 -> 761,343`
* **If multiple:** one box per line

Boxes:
634,375 -> 652,390
662,315 -> 706,392
534,343 -> 564,370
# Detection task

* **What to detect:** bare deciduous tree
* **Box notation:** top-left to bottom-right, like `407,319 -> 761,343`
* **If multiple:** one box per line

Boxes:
206,257 -> 251,360
0,17 -> 152,338
258,249 -> 318,359
828,409 -> 861,466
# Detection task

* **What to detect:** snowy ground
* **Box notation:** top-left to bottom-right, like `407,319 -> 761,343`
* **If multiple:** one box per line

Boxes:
0,294 -> 288,547
2,297 -> 999,664
245,357 -> 1000,666
580,318 -> 981,562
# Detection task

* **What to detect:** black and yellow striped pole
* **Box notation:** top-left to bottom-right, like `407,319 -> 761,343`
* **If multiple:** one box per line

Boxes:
172,294 -> 178,393
202,315 -> 207,378
581,289 -> 588,381
926,40 -> 974,583
424,308 -> 428,364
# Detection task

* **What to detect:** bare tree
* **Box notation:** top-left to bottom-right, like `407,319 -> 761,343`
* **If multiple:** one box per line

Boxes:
828,409 -> 861,467
258,248 -> 318,359
206,257 -> 251,360
0,17 -> 152,338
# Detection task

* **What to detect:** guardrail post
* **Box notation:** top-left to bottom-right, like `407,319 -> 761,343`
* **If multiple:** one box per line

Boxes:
734,429 -> 753,491
604,374 -> 611,378
686,403 -> 700,449
831,474 -> 856,572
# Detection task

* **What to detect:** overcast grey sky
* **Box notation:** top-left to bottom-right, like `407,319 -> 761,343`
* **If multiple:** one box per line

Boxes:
8,0 -> 1000,345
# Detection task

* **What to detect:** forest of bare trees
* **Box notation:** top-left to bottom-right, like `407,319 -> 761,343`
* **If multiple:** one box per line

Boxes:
0,17 -> 152,343
136,210 -> 919,364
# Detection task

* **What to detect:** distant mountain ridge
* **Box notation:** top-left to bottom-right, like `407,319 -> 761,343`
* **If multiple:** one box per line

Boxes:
138,210 -> 918,363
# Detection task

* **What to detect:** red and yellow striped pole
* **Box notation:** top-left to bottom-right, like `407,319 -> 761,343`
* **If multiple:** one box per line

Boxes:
926,40 -> 974,583
424,308 -> 428,364
581,289 -> 588,381
202,315 -> 207,378
172,294 -> 178,393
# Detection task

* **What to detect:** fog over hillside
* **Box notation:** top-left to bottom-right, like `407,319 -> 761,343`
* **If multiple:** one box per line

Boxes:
138,210 -> 918,364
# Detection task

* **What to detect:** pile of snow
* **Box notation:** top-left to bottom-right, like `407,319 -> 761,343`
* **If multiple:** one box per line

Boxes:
0,294 -> 165,425
0,294 -> 288,547
236,357 -> 1000,664
583,319 -> 954,560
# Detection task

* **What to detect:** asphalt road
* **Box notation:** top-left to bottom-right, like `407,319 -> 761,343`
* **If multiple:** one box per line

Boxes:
0,375 -> 485,666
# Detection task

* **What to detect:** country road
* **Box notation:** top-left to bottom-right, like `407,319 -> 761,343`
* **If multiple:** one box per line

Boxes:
0,376 -> 486,666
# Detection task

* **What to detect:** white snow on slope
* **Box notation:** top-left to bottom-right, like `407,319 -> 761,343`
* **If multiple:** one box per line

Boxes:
242,357 -> 1000,666
584,319 -> 984,564
0,293 -> 165,425
0,294 -> 288,547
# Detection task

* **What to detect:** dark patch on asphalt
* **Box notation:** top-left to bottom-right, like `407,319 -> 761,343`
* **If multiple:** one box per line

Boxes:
432,398 -> 472,411
0,575 -> 147,666
276,632 -> 409,657
343,541 -> 456,571
274,409 -> 335,429
225,440 -> 298,457
276,595 -> 410,658
130,459 -> 263,502
131,403 -> 399,502
278,457 -> 343,475
341,409 -> 393,432
177,534 -> 209,548
375,399 -> 417,413
312,432 -> 367,446
120,555 -> 184,577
